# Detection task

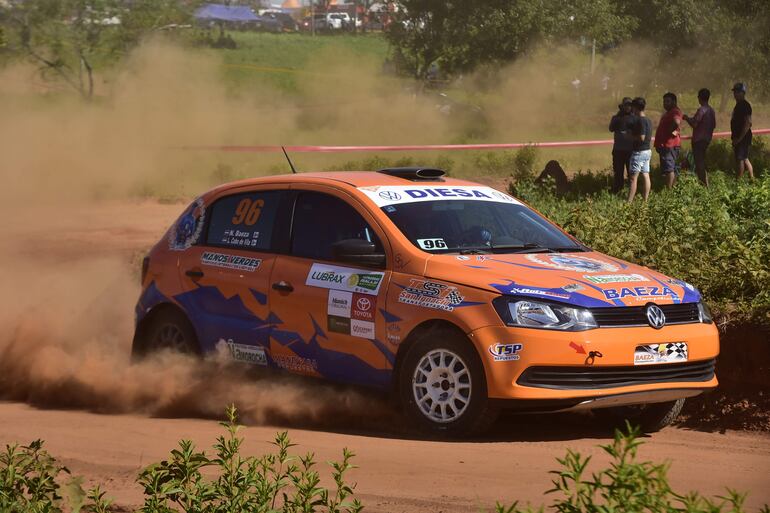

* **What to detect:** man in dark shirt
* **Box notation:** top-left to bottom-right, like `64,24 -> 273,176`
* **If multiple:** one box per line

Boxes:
683,88 -> 716,186
627,97 -> 653,202
609,97 -> 634,194
731,82 -> 754,181
654,92 -> 683,189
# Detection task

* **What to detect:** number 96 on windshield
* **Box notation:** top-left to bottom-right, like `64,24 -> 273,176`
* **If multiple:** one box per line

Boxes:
417,238 -> 447,250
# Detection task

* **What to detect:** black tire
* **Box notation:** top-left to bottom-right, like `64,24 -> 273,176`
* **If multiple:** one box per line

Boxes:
132,307 -> 200,359
399,331 -> 498,436
593,398 -> 686,433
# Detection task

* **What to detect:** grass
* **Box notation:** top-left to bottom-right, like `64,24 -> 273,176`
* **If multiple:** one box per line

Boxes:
201,31 -> 390,94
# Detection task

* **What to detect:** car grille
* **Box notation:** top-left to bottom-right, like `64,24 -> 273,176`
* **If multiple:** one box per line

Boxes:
517,359 -> 716,390
589,303 -> 700,327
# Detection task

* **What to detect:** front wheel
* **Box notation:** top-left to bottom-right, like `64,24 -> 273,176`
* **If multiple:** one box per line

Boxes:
593,398 -> 685,433
399,334 -> 498,436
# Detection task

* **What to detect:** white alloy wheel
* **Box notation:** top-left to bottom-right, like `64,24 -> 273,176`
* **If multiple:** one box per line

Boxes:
412,349 -> 472,423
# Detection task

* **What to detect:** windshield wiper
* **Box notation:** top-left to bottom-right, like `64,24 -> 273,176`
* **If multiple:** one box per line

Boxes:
490,243 -> 551,254
490,243 -> 587,254
458,248 -> 492,255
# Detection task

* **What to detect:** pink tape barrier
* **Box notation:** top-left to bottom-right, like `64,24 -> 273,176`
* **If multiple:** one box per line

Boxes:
182,129 -> 770,153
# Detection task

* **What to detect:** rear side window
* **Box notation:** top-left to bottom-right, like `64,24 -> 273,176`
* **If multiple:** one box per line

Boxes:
291,191 -> 382,261
206,191 -> 284,250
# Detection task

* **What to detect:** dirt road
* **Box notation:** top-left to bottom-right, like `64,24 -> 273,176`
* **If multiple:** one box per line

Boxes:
0,200 -> 768,511
1,402 -> 769,512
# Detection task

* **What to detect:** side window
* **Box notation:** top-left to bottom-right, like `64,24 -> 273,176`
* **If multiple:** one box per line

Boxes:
291,192 -> 383,261
206,191 -> 283,250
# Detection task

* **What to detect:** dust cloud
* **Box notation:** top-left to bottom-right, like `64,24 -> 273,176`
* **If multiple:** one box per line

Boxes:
0,35 -> 732,425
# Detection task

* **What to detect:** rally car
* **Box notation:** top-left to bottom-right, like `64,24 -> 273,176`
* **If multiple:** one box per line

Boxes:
133,168 -> 719,434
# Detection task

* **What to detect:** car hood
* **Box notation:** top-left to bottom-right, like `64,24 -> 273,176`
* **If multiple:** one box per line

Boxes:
424,252 -> 701,308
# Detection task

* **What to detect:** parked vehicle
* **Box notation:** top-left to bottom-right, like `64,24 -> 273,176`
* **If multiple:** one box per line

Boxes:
260,11 -> 298,32
133,168 -> 719,435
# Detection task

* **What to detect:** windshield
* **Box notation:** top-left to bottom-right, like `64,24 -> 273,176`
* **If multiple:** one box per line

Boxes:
378,196 -> 584,254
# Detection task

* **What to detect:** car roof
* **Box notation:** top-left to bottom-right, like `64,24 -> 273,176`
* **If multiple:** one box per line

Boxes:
209,171 -> 482,195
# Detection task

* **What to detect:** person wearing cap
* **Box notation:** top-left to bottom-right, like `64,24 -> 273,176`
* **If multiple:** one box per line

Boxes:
731,82 -> 754,181
627,97 -> 653,202
654,92 -> 683,188
683,88 -> 716,186
609,97 -> 635,193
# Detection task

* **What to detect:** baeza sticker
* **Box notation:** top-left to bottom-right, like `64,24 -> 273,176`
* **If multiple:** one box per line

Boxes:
398,279 -> 464,312
201,252 -> 261,272
603,286 -> 676,301
634,343 -> 688,365
358,186 -> 521,207
306,264 -> 384,295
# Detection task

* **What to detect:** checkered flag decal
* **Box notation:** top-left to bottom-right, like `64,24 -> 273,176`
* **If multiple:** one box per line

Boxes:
665,343 -> 688,360
446,289 -> 464,305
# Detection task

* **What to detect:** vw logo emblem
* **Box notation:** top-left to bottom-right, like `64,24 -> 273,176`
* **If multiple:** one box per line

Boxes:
378,190 -> 401,201
646,304 -> 666,329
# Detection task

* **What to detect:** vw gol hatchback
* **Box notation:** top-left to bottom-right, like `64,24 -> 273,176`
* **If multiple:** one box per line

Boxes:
133,168 -> 719,434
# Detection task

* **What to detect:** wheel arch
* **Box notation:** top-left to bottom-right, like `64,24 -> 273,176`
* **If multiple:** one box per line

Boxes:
391,319 -> 484,396
132,302 -> 195,358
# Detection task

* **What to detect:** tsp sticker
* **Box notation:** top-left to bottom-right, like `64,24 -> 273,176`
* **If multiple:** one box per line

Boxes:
417,238 -> 447,250
488,343 -> 523,362
169,197 -> 205,251
525,254 -> 619,273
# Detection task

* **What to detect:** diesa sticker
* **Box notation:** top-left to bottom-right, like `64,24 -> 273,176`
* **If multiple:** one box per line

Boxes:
417,238 -> 447,250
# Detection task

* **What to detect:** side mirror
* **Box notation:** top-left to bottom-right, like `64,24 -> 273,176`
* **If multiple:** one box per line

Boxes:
332,239 -> 386,268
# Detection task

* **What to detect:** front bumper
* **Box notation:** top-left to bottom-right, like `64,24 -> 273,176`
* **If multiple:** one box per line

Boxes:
468,322 -> 720,401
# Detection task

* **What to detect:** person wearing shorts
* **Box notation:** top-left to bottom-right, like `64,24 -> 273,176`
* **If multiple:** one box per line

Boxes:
683,88 -> 716,186
731,82 -> 754,181
627,97 -> 653,202
654,92 -> 683,188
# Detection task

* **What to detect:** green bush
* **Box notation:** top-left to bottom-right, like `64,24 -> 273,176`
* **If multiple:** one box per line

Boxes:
2,411 -> 768,513
512,171 -> 770,325
136,405 -> 362,513
495,423 -> 770,513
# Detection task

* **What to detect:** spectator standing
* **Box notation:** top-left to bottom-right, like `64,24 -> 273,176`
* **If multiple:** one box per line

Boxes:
683,88 -> 716,186
654,92 -> 683,188
731,82 -> 754,181
627,97 -> 653,202
609,97 -> 634,193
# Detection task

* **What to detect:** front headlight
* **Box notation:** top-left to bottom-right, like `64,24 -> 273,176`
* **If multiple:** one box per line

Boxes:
697,301 -> 713,324
493,297 -> 598,331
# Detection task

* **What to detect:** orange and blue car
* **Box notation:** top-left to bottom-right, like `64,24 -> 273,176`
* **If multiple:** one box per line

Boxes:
133,168 -> 719,434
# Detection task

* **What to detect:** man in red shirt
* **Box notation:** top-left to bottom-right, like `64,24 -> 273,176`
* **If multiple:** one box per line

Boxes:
654,92 -> 683,188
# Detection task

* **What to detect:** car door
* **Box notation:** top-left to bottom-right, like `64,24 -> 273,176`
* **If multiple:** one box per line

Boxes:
174,186 -> 291,364
268,187 -> 395,387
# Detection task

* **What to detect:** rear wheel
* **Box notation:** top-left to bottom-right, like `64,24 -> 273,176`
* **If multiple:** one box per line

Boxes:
593,398 -> 685,433
399,333 -> 498,436
133,308 -> 200,359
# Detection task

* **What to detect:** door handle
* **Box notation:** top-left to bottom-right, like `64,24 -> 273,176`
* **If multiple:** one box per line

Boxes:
272,281 -> 294,293
185,269 -> 204,279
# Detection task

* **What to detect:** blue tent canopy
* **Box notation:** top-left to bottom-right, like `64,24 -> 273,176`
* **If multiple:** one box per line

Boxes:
195,4 -> 259,22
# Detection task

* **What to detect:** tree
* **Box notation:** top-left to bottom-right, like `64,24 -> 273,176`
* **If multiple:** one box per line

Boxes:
385,0 -> 636,79
1,0 -> 194,99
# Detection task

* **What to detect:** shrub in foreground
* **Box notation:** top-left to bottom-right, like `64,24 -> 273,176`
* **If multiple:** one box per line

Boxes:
2,410 -> 768,513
